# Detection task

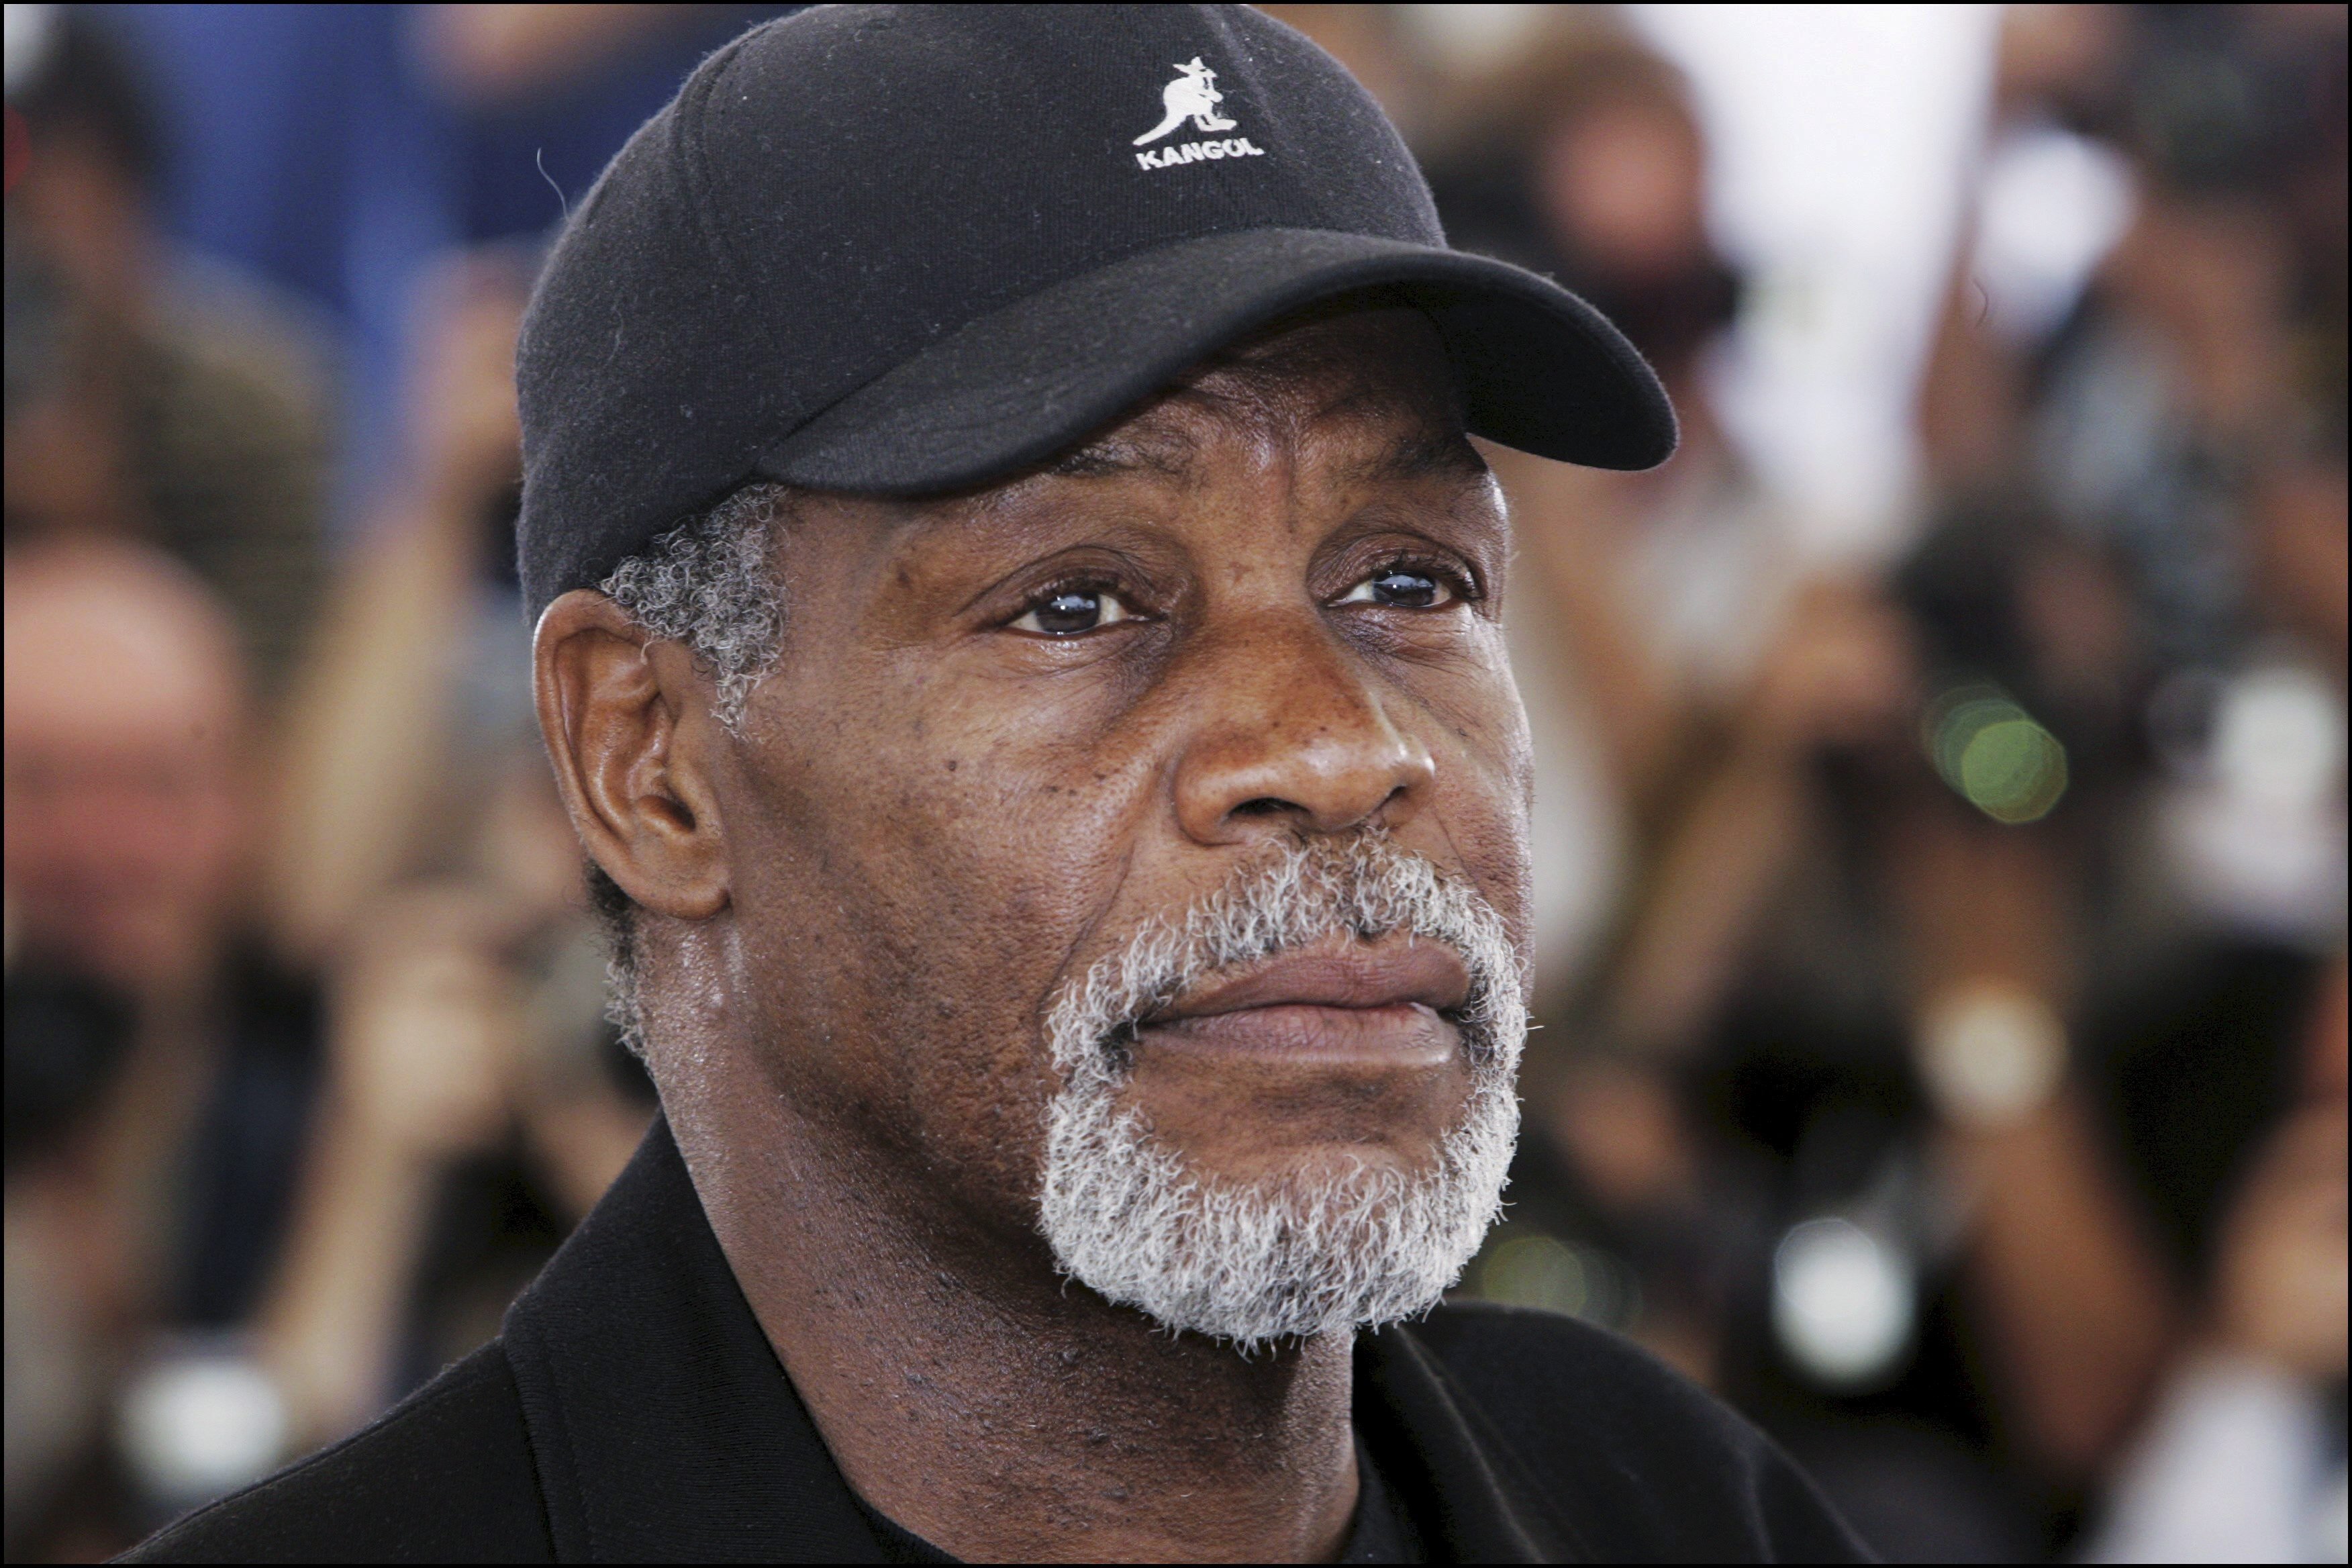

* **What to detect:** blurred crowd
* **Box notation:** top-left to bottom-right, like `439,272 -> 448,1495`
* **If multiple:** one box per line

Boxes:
3,5 -> 2343,1562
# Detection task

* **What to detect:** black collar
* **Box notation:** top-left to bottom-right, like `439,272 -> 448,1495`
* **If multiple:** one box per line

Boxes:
500,1118 -> 1575,1561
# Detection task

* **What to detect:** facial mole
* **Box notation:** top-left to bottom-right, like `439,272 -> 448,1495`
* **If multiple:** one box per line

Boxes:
946,759 -> 959,771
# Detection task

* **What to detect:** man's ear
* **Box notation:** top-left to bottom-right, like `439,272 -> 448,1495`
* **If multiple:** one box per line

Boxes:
534,589 -> 730,921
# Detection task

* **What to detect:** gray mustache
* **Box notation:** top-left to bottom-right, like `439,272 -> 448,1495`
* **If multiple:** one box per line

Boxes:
1043,831 -> 1526,1087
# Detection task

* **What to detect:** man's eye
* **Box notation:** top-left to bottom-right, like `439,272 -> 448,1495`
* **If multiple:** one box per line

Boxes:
1337,567 -> 1456,610
1009,585 -> 1138,636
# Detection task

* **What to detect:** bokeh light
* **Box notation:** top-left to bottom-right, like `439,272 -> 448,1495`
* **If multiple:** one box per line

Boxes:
1772,1218 -> 1916,1393
1924,683 -> 2069,824
1477,1232 -> 1642,1329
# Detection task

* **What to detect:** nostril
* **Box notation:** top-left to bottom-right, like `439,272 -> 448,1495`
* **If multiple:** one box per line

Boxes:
1230,797 -> 1292,818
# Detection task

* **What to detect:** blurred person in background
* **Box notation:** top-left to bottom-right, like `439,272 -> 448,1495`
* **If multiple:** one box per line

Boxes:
0,525 -> 650,1549
262,248 -> 541,967
1934,12 -> 2347,1555
7,19 -> 663,1547
259,759 -> 656,1456
1430,5 -> 2347,1561
2032,13 -> 2347,1559
4,7 -> 332,697
2,540 -> 320,1557
2088,951 -> 2347,1563
254,243 -> 651,1449
1425,16 -> 1753,823
1730,5 -> 2343,1561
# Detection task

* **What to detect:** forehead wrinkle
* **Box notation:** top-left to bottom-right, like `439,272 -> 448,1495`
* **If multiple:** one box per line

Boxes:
1306,371 -> 1452,428
1195,345 -> 1471,482
895,462 -> 1181,586
1044,420 -> 1202,483
1224,377 -> 1482,495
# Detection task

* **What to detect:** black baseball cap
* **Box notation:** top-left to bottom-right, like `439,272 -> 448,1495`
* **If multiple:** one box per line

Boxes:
516,3 -> 1675,616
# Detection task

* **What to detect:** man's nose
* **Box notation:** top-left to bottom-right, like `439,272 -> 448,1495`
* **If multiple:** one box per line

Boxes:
1169,614 -> 1436,845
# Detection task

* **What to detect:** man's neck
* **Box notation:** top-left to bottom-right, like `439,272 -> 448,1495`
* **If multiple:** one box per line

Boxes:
669,1083 -> 1361,1564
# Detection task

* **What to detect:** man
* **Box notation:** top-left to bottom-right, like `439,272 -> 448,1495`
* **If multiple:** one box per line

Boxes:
5,542 -> 319,1549
6,11 -> 332,696
128,7 -> 1865,1561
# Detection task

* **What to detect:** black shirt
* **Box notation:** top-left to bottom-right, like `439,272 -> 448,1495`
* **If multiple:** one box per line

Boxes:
123,1119 -> 1866,1563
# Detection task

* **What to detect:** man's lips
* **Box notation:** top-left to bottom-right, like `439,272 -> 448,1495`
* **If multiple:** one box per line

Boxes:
1150,939 -> 1471,1020
1134,939 -> 1469,1064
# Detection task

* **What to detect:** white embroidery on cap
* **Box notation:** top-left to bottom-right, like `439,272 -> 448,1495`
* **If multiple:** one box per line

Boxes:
1132,58 -> 1267,171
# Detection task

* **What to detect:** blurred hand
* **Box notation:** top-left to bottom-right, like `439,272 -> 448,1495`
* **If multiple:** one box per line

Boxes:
409,254 -> 528,515
1547,1057 -> 1698,1214
1888,798 -> 2075,1011
2213,1101 -> 2350,1380
2108,196 -> 2291,436
1739,578 -> 1917,761
2253,458 -> 2349,669
329,885 -> 527,1166
424,5 -> 697,103
473,755 -> 587,925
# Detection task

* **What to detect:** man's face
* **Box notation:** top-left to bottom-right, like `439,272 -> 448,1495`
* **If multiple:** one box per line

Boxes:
697,306 -> 1533,1263
3,552 -> 249,1002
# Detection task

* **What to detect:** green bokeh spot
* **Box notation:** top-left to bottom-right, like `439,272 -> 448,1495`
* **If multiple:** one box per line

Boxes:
1479,1234 -> 1591,1317
1958,718 -> 2068,823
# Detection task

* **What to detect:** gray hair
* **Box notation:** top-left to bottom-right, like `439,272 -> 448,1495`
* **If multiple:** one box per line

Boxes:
589,481 -> 792,1056
597,481 -> 793,731
1038,830 -> 1526,1349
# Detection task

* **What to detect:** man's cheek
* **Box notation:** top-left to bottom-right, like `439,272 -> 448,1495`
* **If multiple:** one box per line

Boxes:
1424,667 -> 1536,950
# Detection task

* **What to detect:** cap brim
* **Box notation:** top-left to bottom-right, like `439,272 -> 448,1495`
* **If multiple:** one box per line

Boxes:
755,228 -> 1675,495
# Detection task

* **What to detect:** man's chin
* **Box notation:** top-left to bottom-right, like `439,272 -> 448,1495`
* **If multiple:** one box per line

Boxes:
1038,1080 -> 1517,1349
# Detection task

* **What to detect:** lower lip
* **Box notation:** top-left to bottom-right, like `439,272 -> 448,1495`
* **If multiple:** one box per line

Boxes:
1134,1002 -> 1459,1064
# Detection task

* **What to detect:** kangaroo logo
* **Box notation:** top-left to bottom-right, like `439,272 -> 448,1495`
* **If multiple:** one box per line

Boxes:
1134,58 -> 1238,146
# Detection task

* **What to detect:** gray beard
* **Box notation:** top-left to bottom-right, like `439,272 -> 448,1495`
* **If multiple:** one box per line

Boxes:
1036,832 -> 1526,1351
